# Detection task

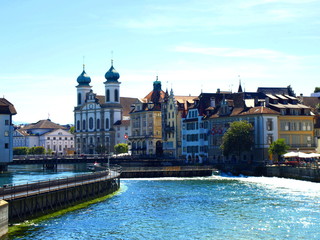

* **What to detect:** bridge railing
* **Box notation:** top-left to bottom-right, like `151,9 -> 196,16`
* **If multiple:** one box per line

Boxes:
13,154 -> 110,160
0,165 -> 122,200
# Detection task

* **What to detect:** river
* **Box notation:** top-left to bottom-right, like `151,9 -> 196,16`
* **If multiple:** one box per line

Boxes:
2,166 -> 320,239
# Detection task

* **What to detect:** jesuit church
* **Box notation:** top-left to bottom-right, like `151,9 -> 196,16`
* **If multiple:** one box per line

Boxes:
74,61 -> 130,154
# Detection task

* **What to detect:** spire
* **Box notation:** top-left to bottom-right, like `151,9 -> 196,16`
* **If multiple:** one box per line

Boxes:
238,75 -> 243,93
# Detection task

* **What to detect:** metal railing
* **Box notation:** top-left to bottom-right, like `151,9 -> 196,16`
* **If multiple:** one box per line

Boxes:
0,165 -> 122,200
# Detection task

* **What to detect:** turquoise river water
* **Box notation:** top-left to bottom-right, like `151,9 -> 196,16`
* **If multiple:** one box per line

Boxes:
2,165 -> 320,239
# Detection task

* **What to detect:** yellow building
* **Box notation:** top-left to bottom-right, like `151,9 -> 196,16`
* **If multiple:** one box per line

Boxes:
129,77 -> 165,156
278,115 -> 315,151
161,89 -> 195,158
265,92 -> 315,151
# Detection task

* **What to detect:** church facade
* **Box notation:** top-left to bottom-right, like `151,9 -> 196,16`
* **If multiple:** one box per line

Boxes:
74,61 -> 122,154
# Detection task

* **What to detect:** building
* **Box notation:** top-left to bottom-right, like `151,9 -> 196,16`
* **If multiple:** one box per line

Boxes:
206,92 -> 279,165
13,119 -> 74,155
0,98 -> 17,169
161,88 -> 195,158
129,77 -> 166,156
74,61 -> 136,154
262,90 -> 315,152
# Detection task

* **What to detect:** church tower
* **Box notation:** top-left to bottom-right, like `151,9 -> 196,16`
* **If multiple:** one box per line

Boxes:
76,65 -> 92,106
104,60 -> 121,104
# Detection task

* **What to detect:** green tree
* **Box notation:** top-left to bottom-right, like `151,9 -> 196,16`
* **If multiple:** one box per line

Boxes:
46,148 -> 53,155
28,146 -> 45,155
314,87 -> 320,93
268,138 -> 289,162
13,147 -> 29,155
114,143 -> 128,154
220,121 -> 254,160
69,126 -> 75,134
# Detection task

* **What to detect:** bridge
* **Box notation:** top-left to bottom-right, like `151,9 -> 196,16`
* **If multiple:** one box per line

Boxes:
0,165 -> 121,224
11,154 -> 112,165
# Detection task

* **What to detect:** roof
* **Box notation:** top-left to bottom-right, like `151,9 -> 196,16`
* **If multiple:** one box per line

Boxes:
120,97 -> 138,117
16,129 -> 30,136
174,96 -> 196,104
23,119 -> 65,130
144,90 -> 166,103
113,119 -> 130,126
240,106 -> 279,115
257,86 -> 295,96
269,103 -> 310,109
0,98 -> 17,115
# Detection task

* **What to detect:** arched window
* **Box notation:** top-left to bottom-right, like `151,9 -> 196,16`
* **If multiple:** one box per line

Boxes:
114,89 -> 119,102
82,120 -> 86,130
89,117 -> 93,129
97,119 -> 100,129
78,93 -> 82,105
106,89 -> 110,102
106,118 -> 109,129
77,120 -> 80,131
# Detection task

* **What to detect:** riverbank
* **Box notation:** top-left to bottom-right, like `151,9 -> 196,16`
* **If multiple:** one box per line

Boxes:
214,162 -> 320,182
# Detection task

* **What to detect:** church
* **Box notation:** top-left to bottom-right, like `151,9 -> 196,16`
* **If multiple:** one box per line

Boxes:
74,61 -> 134,154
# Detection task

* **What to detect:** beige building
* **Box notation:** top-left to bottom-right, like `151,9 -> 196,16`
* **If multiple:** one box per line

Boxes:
161,88 -> 195,158
129,77 -> 165,156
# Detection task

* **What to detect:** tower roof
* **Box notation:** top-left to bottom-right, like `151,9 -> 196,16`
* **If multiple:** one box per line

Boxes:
105,60 -> 120,82
77,65 -> 91,86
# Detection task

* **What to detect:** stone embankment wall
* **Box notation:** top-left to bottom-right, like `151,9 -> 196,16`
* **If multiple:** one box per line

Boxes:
121,166 -> 215,178
265,166 -> 320,182
0,200 -> 8,238
8,177 -> 120,223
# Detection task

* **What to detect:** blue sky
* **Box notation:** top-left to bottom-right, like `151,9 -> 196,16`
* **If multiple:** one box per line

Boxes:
1,0 -> 319,124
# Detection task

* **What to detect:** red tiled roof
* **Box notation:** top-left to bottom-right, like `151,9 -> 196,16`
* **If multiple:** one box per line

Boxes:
240,106 -> 279,115
144,90 -> 166,102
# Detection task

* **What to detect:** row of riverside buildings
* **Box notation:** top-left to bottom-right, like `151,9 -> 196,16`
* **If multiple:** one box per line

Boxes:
72,61 -> 320,167
2,61 -> 320,169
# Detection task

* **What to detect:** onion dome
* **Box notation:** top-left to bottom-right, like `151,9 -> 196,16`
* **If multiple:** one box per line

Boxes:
153,76 -> 162,91
105,60 -> 120,82
77,65 -> 91,86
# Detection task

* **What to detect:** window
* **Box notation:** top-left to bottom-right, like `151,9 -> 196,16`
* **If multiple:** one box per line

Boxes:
5,143 -> 9,149
89,117 -> 93,129
106,90 -> 110,102
78,93 -> 82,105
115,89 -> 119,102
97,119 -> 100,129
106,118 -> 109,129
267,119 -> 273,131
47,137 -> 50,140
267,135 -> 273,144
77,120 -> 80,130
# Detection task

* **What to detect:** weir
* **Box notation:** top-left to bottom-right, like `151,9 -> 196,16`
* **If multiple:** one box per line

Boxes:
0,165 -> 121,236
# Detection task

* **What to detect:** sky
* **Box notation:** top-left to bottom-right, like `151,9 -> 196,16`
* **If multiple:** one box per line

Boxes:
1,0 -> 319,124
